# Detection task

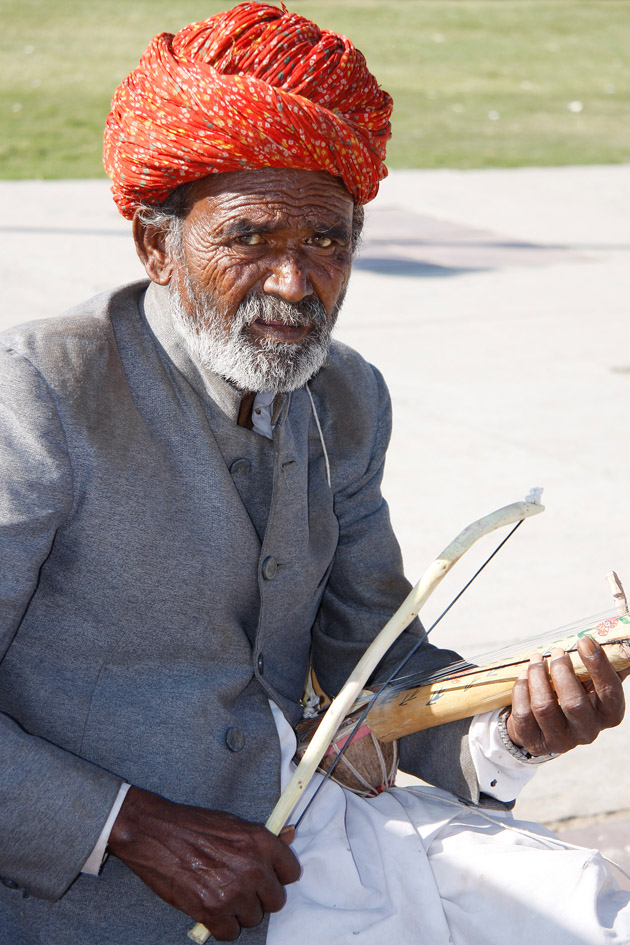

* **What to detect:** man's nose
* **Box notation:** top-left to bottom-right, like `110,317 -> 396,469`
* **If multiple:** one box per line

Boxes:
263,254 -> 313,302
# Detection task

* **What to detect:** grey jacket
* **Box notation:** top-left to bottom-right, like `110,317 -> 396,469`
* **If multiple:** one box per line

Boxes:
0,281 -> 477,944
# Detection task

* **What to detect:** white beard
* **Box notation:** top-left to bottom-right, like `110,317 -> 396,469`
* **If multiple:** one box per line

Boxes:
169,273 -> 343,394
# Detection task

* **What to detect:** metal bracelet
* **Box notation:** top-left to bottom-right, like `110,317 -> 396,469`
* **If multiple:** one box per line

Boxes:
497,708 -> 560,765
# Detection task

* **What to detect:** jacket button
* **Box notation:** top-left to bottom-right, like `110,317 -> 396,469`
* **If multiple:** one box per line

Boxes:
230,458 -> 251,476
262,556 -> 278,580
225,728 -> 245,752
257,653 -> 264,675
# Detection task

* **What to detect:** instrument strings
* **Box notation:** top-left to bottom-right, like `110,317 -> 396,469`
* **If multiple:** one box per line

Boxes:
382,608 -> 626,693
293,514 -> 626,827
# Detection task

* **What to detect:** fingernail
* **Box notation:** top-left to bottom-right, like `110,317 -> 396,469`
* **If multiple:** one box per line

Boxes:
579,635 -> 597,655
550,646 -> 566,661
529,652 -> 543,666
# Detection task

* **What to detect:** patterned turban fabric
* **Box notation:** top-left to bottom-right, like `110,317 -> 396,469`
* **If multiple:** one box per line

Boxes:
103,2 -> 393,219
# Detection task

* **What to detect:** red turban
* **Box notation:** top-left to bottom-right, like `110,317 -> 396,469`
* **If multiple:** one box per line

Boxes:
103,2 -> 393,218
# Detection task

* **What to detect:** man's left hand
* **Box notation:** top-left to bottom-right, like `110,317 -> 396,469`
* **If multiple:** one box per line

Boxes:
506,636 -> 628,756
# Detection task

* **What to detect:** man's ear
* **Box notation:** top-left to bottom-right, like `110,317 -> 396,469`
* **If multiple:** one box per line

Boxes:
132,214 -> 175,285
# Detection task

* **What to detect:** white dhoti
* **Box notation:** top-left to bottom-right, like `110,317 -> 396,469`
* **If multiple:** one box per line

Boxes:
268,706 -> 630,945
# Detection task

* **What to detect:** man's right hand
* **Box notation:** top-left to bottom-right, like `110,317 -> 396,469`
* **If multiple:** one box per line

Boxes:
107,786 -> 301,942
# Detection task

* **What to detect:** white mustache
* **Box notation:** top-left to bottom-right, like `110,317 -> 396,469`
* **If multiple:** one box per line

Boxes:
237,294 -> 328,330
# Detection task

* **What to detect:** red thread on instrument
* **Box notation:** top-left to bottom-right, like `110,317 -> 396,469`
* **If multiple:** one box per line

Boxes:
323,724 -> 372,756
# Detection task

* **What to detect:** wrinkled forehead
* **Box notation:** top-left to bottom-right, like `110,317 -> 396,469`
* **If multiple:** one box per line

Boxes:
183,168 -> 355,227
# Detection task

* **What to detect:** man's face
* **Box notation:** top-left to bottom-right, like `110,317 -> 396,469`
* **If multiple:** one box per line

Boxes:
165,168 -> 355,393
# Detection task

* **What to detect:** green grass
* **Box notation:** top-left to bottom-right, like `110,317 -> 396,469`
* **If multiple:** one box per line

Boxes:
1,0 -> 629,178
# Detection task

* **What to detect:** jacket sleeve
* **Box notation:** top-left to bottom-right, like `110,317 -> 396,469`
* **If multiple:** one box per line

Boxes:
0,343 -> 123,901
310,359 -> 480,803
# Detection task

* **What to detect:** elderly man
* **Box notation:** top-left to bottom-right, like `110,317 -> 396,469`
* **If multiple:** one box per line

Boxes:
0,4 -> 628,944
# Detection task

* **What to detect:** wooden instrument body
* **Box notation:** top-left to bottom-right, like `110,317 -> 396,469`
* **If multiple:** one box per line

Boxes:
359,613 -> 630,742
293,613 -> 630,794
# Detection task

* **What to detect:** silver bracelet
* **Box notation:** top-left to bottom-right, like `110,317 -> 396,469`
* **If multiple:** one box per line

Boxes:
497,708 -> 560,765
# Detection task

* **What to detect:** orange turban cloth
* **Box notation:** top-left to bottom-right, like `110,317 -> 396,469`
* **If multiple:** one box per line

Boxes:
103,2 -> 393,219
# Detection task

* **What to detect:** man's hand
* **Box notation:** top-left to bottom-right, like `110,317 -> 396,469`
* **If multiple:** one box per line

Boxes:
108,787 -> 301,942
506,635 -> 627,756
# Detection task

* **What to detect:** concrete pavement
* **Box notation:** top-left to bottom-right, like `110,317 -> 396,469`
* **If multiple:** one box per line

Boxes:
1,166 -> 629,877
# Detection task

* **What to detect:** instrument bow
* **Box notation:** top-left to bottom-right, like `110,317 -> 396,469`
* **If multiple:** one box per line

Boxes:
267,490 -> 545,832
188,490 -> 544,943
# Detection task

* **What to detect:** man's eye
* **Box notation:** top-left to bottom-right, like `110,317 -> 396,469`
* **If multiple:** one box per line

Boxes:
236,233 -> 264,246
308,235 -> 334,248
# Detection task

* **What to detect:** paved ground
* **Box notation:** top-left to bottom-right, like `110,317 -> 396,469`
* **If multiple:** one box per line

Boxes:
1,166 -> 629,879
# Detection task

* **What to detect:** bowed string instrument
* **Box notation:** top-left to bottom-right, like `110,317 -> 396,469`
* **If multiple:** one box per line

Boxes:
188,490 -> 630,944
